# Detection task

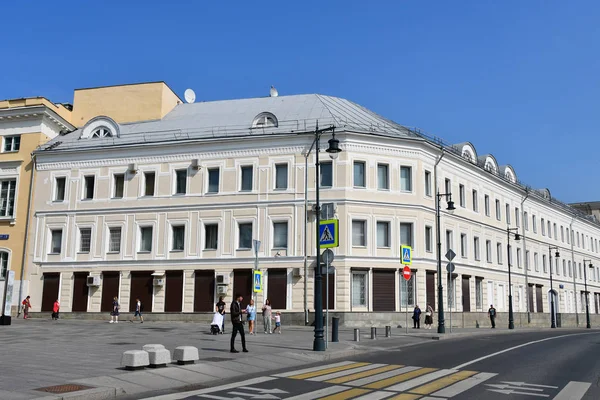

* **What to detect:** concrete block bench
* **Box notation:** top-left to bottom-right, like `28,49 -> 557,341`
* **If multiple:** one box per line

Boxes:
173,346 -> 199,365
147,348 -> 171,368
121,350 -> 149,371
143,344 -> 165,352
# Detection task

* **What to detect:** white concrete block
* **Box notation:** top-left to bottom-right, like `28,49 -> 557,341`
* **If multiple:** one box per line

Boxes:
147,348 -> 171,368
121,350 -> 149,370
142,344 -> 165,352
173,346 -> 199,365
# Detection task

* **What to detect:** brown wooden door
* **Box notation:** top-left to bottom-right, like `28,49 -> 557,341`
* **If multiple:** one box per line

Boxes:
101,272 -> 120,312
373,270 -> 395,311
72,272 -> 89,312
462,276 -> 471,312
528,284 -> 535,313
130,271 -> 153,312
317,272 -> 335,310
41,273 -> 60,312
426,272 -> 435,311
536,285 -> 544,313
267,269 -> 287,309
164,270 -> 183,312
233,269 -> 252,309
194,270 -> 215,312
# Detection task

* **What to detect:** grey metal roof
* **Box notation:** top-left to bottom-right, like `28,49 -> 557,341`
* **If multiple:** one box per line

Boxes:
37,94 -> 415,152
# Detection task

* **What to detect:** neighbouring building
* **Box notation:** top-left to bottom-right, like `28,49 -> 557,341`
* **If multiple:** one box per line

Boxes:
24,83 -> 600,327
570,201 -> 600,222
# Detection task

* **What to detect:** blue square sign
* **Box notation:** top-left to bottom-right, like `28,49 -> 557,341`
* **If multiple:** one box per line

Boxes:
319,219 -> 339,248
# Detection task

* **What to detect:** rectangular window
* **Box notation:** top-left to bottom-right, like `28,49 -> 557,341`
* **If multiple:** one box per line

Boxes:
320,161 -> 332,187
548,221 -> 552,238
472,190 -> 478,212
172,225 -> 185,251
497,242 -> 503,264
3,135 -> 20,152
377,164 -> 389,190
205,224 -> 218,250
400,223 -> 414,247
541,218 -> 546,236
352,272 -> 368,307
425,226 -> 432,252
561,226 -> 564,242
448,275 -> 456,308
144,172 -> 155,196
377,221 -> 390,248
568,261 -> 572,277
485,195 -> 490,216
474,237 -> 480,260
508,245 -> 512,265
534,252 -> 538,272
459,184 -> 465,207
476,278 -> 483,310
424,170 -> 432,197
352,220 -> 366,246
50,229 -> 62,254
140,226 -> 153,252
109,227 -> 121,252
273,222 -> 288,248
400,166 -> 412,191
238,223 -> 253,249
241,166 -> 253,191
208,168 -> 220,193
542,254 -> 547,273
506,204 -> 511,224
275,164 -> 288,189
563,260 -> 566,276
460,233 -> 467,257
113,174 -> 125,198
354,161 -> 366,187
532,215 -> 537,233
554,223 -> 557,240
444,178 -> 451,195
55,177 -> 66,202
0,252 -> 7,279
445,230 -> 453,252
79,228 -> 91,253
486,240 -> 492,262
495,199 -> 501,221
566,228 -> 570,244
175,169 -> 187,194
524,212 -> 529,231
515,208 -> 520,227
0,179 -> 16,218
83,176 -> 95,199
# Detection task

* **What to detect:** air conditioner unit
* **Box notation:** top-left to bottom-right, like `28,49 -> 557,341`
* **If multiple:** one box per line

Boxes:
153,278 -> 165,286
128,163 -> 138,174
216,285 -> 227,295
86,276 -> 101,287
191,159 -> 201,170
293,268 -> 302,277
216,274 -> 230,285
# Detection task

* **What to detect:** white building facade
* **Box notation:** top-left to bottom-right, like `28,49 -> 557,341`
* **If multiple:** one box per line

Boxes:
25,93 -> 600,326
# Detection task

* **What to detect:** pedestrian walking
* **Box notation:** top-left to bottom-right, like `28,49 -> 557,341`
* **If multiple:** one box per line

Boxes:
230,293 -> 248,353
262,299 -> 272,334
246,299 -> 256,335
488,304 -> 497,328
412,305 -> 422,329
424,304 -> 434,329
52,299 -> 60,320
109,296 -> 120,323
272,311 -> 282,334
216,296 -> 226,334
22,296 -> 31,319
131,298 -> 144,323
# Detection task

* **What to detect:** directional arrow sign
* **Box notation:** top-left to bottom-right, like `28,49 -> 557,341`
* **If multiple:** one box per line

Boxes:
500,382 -> 558,389
238,387 -> 288,394
445,249 -> 456,261
487,384 -> 544,392
487,389 -> 549,397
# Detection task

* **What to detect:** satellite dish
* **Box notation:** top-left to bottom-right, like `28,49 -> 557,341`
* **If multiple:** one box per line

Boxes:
184,89 -> 196,104
269,86 -> 278,97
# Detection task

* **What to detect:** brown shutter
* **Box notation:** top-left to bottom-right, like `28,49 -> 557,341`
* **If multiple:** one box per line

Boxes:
373,270 -> 395,311
426,272 -> 435,311
164,270 -> 183,312
528,284 -> 535,313
462,276 -> 471,312
41,273 -> 60,312
194,270 -> 215,312
101,272 -> 120,312
72,272 -> 89,312
130,271 -> 153,312
536,285 -> 544,313
267,269 -> 287,309
233,269 -> 252,309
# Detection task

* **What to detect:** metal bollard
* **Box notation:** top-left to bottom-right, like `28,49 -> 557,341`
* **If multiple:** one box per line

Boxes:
332,317 -> 339,342
354,328 -> 360,342
371,326 -> 377,339
385,325 -> 391,337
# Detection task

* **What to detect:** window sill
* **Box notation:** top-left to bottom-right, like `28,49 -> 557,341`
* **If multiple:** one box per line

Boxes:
52,200 -> 66,204
320,186 -> 332,189
137,251 -> 152,254
206,192 -> 219,195
352,245 -> 367,249
377,188 -> 390,191
273,188 -> 288,191
272,247 -> 288,250
353,186 -> 366,189
237,248 -> 251,251
426,250 -> 433,253
203,248 -> 218,251
377,246 -> 391,250
400,190 -> 413,193
81,198 -> 94,201
107,251 -> 120,254
77,251 -> 90,255
48,253 -> 61,256
111,197 -> 124,200
173,193 -> 187,196
2,150 -> 18,154
170,249 -> 184,253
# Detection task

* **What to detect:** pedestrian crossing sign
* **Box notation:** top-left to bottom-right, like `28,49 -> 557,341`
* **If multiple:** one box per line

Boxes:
253,270 -> 263,293
401,245 -> 412,265
319,219 -> 339,248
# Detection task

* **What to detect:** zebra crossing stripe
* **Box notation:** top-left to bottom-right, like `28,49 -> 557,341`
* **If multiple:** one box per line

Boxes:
287,362 -> 371,380
273,361 -> 356,378
308,363 -> 387,382
384,369 -> 457,392
430,372 -> 497,397
364,367 -> 438,390
387,394 -> 423,400
326,364 -> 405,384
409,370 -> 478,395
347,366 -> 422,387
318,387 -> 371,400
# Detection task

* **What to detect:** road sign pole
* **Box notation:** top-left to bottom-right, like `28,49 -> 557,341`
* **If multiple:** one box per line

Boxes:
405,278 -> 408,334
326,265 -> 329,349
448,271 -> 452,333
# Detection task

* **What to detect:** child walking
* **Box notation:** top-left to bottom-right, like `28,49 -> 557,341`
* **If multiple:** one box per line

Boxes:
52,299 -> 60,320
109,296 -> 120,323
272,311 -> 282,334
131,298 -> 144,323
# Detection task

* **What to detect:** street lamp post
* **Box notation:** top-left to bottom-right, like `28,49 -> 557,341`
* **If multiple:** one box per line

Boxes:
582,259 -> 593,329
506,227 -> 521,330
435,191 -> 455,334
549,246 -> 559,329
312,123 -> 341,352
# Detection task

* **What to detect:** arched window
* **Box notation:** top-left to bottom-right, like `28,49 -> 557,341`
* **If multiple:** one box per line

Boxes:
252,112 -> 278,128
91,126 -> 113,138
0,251 -> 8,279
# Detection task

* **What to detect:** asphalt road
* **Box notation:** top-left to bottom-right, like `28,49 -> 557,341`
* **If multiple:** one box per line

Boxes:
137,329 -> 600,400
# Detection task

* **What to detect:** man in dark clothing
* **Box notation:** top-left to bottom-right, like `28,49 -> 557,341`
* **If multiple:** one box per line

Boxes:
230,293 -> 248,353
488,304 -> 497,328
216,296 -> 226,334
412,305 -> 422,329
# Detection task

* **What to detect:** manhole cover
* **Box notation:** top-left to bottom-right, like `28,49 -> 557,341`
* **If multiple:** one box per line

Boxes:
203,357 -> 232,362
36,384 -> 93,394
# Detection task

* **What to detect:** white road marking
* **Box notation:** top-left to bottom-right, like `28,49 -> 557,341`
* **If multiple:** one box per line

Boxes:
307,363 -> 387,381
488,388 -> 549,397
140,376 -> 277,400
552,381 -> 592,400
384,369 -> 457,392
352,391 -> 395,400
432,372 -> 497,397
453,332 -> 599,370
272,361 -> 356,377
346,366 -> 421,387
283,385 -> 348,399
487,383 -> 545,392
501,381 -> 558,389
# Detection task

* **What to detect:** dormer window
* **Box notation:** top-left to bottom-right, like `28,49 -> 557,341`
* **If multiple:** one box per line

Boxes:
91,126 -> 113,138
80,116 -> 120,140
252,112 -> 278,128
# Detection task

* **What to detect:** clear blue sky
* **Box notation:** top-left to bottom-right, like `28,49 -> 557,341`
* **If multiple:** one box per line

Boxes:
1,1 -> 598,203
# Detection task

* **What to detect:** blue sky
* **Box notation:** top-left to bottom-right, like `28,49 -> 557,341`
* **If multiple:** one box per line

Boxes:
1,1 -> 598,203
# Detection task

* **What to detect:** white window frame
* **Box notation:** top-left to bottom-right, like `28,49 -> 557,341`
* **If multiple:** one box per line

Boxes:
138,225 -> 154,253
174,168 -> 188,195
112,173 -> 125,199
400,166 -> 412,192
53,176 -> 67,202
3,135 -> 20,152
78,226 -> 92,253
272,220 -> 289,249
207,167 -> 220,194
238,221 -> 254,250
352,220 -> 367,247
143,170 -> 156,197
274,163 -> 289,190
170,224 -> 186,252
82,174 -> 96,200
107,226 -> 122,253
377,163 -> 389,190
424,170 -> 432,197
351,270 -> 369,309
376,220 -> 391,248
353,161 -> 366,188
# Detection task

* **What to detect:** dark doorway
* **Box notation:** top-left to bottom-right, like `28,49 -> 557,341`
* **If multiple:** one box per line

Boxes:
536,285 -> 544,313
462,276 -> 471,312
233,269 -> 252,309
528,284 -> 535,313
316,271 -> 335,310
165,270 -> 183,312
426,272 -> 435,311
194,270 -> 215,312
268,269 -> 287,309
72,272 -> 89,312
101,272 -> 120,312
41,273 -> 60,312
373,269 -> 395,311
130,271 -> 153,312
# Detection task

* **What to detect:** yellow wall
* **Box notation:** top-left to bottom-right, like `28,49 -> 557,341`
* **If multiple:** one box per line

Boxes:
0,97 -> 72,123
71,82 -> 182,127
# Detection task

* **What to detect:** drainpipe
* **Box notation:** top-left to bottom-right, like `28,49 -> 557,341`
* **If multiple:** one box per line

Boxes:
17,153 -> 36,316
570,217 -> 579,326
520,190 -> 530,323
303,139 -> 317,325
